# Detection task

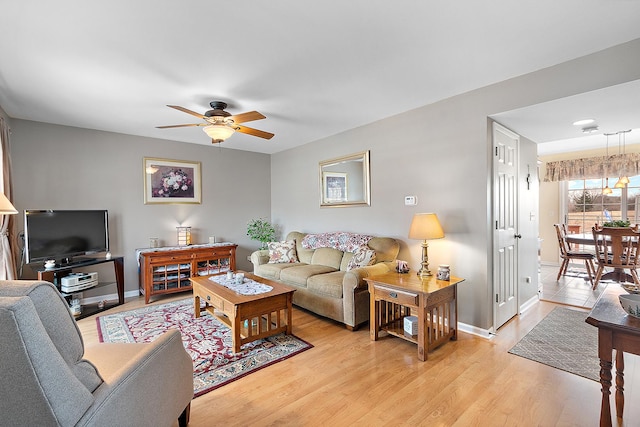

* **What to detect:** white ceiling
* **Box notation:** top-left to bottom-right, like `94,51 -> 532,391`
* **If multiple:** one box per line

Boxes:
493,79 -> 640,156
1,1 -> 640,154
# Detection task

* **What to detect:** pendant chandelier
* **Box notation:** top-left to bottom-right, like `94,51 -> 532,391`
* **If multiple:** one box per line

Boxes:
614,130 -> 631,188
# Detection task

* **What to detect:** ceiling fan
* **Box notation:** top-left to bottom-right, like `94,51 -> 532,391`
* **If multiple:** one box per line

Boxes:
157,101 -> 274,144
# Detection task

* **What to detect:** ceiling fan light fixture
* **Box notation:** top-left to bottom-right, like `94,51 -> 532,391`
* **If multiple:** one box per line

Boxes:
203,124 -> 235,143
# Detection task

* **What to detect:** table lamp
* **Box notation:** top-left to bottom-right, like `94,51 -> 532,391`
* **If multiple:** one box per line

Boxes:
408,213 -> 444,277
0,193 -> 17,215
176,226 -> 192,246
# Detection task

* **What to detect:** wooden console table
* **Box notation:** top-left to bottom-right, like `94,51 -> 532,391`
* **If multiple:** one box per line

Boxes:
137,243 -> 237,303
586,285 -> 640,427
365,272 -> 464,361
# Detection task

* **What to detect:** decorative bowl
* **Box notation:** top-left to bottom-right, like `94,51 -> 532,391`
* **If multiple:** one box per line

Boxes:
621,283 -> 640,294
619,294 -> 640,318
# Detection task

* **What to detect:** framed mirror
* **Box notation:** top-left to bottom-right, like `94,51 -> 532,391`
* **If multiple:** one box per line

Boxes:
319,150 -> 370,207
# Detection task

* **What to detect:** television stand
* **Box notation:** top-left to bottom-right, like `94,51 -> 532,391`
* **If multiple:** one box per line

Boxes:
37,256 -> 124,320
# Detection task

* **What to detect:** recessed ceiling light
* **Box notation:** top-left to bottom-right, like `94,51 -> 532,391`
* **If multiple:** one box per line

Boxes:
573,118 -> 595,126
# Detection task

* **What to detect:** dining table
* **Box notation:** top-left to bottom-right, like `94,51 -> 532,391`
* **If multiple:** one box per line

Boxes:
564,232 -> 597,246
564,232 -> 635,283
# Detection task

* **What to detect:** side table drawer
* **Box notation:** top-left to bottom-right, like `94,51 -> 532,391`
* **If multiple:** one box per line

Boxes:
373,285 -> 419,306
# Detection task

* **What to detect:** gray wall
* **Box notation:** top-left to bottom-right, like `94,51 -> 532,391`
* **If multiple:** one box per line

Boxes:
10,120 -> 271,296
5,39 -> 640,330
271,39 -> 640,331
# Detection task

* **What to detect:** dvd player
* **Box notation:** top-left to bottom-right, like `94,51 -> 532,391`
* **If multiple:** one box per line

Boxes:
60,272 -> 98,293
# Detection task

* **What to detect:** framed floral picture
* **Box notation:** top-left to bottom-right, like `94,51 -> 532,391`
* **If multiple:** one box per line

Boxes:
143,157 -> 202,204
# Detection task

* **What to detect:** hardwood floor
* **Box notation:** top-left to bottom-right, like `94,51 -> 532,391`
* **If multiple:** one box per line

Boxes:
76,292 -> 640,426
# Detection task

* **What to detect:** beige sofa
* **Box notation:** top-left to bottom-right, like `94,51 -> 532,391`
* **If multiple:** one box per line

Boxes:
0,280 -> 193,427
251,231 -> 400,330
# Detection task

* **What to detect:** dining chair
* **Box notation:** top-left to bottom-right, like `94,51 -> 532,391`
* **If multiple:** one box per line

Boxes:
553,224 -> 596,286
592,226 -> 640,290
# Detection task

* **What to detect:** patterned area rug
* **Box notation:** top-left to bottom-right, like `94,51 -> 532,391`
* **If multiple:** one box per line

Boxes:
508,307 -> 599,381
96,298 -> 312,397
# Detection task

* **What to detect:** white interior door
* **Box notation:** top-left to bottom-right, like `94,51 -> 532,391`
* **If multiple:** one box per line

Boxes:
493,122 -> 520,329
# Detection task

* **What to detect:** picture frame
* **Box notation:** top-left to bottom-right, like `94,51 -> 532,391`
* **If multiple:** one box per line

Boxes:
322,172 -> 348,202
143,157 -> 202,204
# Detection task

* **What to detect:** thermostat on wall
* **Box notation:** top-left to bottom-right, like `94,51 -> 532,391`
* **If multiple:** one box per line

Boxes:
404,195 -> 417,206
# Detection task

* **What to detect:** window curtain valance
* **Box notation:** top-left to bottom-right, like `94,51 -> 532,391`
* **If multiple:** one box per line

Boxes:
543,153 -> 640,182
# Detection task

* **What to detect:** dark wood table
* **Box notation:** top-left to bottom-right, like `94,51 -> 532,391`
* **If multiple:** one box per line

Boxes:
586,285 -> 640,426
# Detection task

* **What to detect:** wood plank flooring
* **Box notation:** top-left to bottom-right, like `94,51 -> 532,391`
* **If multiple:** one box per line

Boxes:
76,292 -> 640,427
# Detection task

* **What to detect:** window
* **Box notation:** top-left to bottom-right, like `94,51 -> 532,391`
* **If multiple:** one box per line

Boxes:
566,176 -> 640,233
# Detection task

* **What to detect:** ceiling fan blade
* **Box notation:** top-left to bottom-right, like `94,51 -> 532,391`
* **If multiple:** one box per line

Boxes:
167,105 -> 206,119
156,123 -> 205,129
235,125 -> 275,140
229,111 -> 266,124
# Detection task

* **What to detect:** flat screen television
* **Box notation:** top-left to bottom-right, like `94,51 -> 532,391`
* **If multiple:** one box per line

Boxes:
24,209 -> 109,265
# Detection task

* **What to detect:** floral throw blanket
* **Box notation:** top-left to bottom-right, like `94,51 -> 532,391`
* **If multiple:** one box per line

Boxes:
301,232 -> 374,252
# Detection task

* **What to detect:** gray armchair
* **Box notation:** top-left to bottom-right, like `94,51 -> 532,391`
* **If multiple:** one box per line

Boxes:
0,280 -> 193,427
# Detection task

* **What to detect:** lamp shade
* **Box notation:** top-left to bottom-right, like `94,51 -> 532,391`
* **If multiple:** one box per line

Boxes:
0,193 -> 18,214
408,213 -> 444,240
203,124 -> 235,142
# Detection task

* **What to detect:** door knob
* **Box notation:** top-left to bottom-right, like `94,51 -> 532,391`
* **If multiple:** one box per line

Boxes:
515,234 -> 522,239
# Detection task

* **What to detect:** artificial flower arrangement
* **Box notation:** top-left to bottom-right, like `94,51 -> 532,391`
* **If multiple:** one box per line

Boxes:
154,168 -> 193,197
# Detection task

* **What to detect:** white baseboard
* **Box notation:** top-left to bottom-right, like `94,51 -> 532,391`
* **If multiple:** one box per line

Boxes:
519,295 -> 539,314
458,322 -> 494,339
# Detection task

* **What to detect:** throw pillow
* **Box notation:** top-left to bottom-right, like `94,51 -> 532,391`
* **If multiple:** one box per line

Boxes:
347,246 -> 376,270
268,240 -> 299,264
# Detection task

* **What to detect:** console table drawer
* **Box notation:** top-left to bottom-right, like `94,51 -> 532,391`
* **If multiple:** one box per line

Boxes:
373,285 -> 418,306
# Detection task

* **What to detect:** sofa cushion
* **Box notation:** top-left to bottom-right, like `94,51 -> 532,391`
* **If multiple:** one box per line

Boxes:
310,247 -> 344,269
254,262 -> 302,280
267,240 -> 298,264
280,264 -> 338,287
301,232 -> 374,252
307,271 -> 345,298
340,252 -> 354,271
347,247 -> 377,270
368,237 -> 400,263
287,232 -> 314,264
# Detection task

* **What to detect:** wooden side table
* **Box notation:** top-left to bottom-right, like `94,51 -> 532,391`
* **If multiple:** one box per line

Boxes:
365,272 -> 464,361
586,285 -> 640,427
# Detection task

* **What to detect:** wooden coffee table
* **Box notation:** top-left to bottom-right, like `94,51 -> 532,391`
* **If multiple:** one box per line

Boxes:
190,272 -> 295,353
